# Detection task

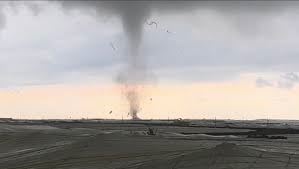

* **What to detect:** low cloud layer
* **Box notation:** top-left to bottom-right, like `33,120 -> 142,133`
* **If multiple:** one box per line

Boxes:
278,72 -> 299,89
256,72 -> 299,89
0,2 -> 42,31
256,78 -> 274,88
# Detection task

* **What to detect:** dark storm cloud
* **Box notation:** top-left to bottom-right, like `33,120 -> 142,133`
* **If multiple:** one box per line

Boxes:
2,1 -> 299,87
59,1 -> 299,30
59,1 -> 299,71
2,0 -> 299,40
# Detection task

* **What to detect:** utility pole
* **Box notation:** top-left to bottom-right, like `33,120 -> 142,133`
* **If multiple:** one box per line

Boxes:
214,116 -> 217,128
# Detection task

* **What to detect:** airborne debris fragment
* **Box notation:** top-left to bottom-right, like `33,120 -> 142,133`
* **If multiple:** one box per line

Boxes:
110,42 -> 116,51
109,110 -> 113,114
146,20 -> 158,28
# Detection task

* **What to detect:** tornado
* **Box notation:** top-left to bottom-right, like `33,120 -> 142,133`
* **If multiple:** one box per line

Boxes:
117,2 -> 150,120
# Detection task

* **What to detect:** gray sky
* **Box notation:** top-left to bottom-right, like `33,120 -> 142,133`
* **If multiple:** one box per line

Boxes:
0,1 -> 299,87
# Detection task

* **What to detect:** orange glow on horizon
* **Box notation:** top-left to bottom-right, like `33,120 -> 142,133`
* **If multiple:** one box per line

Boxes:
0,81 -> 298,120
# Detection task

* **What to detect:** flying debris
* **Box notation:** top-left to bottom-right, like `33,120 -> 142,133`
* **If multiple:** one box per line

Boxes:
150,98 -> 152,101
109,110 -> 113,114
166,30 -> 172,34
110,42 -> 116,51
146,20 -> 158,28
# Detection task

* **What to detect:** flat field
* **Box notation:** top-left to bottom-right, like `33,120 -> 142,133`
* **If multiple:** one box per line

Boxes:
0,119 -> 299,169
